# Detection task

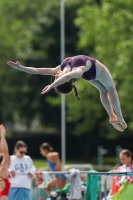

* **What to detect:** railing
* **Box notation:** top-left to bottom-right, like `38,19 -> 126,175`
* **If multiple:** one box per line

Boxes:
63,164 -> 94,170
31,171 -> 133,200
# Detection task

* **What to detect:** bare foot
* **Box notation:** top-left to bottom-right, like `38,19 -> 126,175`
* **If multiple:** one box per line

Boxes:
116,117 -> 127,130
111,122 -> 124,132
109,115 -> 127,132
109,114 -> 117,123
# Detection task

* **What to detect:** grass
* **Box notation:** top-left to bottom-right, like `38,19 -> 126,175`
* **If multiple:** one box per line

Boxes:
33,159 -> 47,169
33,159 -> 90,169
33,157 -> 117,169
91,157 -> 116,165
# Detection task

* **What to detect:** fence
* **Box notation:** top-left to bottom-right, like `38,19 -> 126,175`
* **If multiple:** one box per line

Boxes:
31,171 -> 133,200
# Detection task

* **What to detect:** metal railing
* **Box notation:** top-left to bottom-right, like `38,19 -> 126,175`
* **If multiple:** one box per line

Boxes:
32,171 -> 133,200
63,164 -> 94,170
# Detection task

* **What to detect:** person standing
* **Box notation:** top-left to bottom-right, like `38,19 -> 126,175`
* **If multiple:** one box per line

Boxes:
109,149 -> 133,200
8,140 -> 36,200
0,125 -> 10,200
114,149 -> 133,186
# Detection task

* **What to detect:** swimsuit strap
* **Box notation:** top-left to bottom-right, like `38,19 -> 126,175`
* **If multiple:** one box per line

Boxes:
0,175 -> 8,181
0,176 -> 5,180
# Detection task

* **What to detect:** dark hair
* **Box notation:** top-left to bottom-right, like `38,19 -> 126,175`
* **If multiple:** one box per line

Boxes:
53,78 -> 82,102
40,142 -> 54,152
0,154 -> 3,164
120,149 -> 133,161
14,140 -> 27,152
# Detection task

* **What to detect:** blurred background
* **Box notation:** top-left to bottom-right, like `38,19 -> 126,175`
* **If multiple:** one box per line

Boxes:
0,0 -> 133,170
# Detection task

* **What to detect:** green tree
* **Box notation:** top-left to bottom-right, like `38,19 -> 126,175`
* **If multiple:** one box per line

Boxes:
0,0 -> 84,132
71,0 -> 133,136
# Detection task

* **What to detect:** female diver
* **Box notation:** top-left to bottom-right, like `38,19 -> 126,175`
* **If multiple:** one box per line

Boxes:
7,55 -> 127,132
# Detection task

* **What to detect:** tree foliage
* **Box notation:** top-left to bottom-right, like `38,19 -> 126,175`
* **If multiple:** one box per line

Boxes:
72,0 -> 133,136
0,0 -> 83,132
0,0 -> 133,139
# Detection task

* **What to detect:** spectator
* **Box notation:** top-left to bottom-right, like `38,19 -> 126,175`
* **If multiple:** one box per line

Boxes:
40,142 -> 67,195
110,149 -> 133,200
8,140 -> 36,200
0,125 -> 10,200
114,149 -> 133,187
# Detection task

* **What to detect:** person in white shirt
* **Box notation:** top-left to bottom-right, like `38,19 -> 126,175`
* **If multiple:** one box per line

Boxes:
8,140 -> 36,200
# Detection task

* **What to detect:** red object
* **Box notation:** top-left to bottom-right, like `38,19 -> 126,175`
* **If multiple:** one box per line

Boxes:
38,198 -> 43,200
0,175 -> 11,197
36,171 -> 44,186
110,176 -> 120,195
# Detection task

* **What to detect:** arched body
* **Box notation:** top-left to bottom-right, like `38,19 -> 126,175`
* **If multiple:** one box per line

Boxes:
7,55 -> 127,131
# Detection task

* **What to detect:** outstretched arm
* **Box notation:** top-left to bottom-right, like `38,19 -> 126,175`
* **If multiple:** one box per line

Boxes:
7,61 -> 61,76
41,68 -> 84,94
0,125 -> 9,167
0,125 -> 8,155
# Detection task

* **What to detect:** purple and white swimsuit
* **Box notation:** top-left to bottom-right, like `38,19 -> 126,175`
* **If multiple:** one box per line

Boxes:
60,55 -> 96,81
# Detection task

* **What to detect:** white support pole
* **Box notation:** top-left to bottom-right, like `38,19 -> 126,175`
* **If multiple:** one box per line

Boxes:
60,0 -> 65,169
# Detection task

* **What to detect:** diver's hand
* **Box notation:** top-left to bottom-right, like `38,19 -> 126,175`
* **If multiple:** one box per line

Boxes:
7,61 -> 21,69
41,85 -> 53,94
